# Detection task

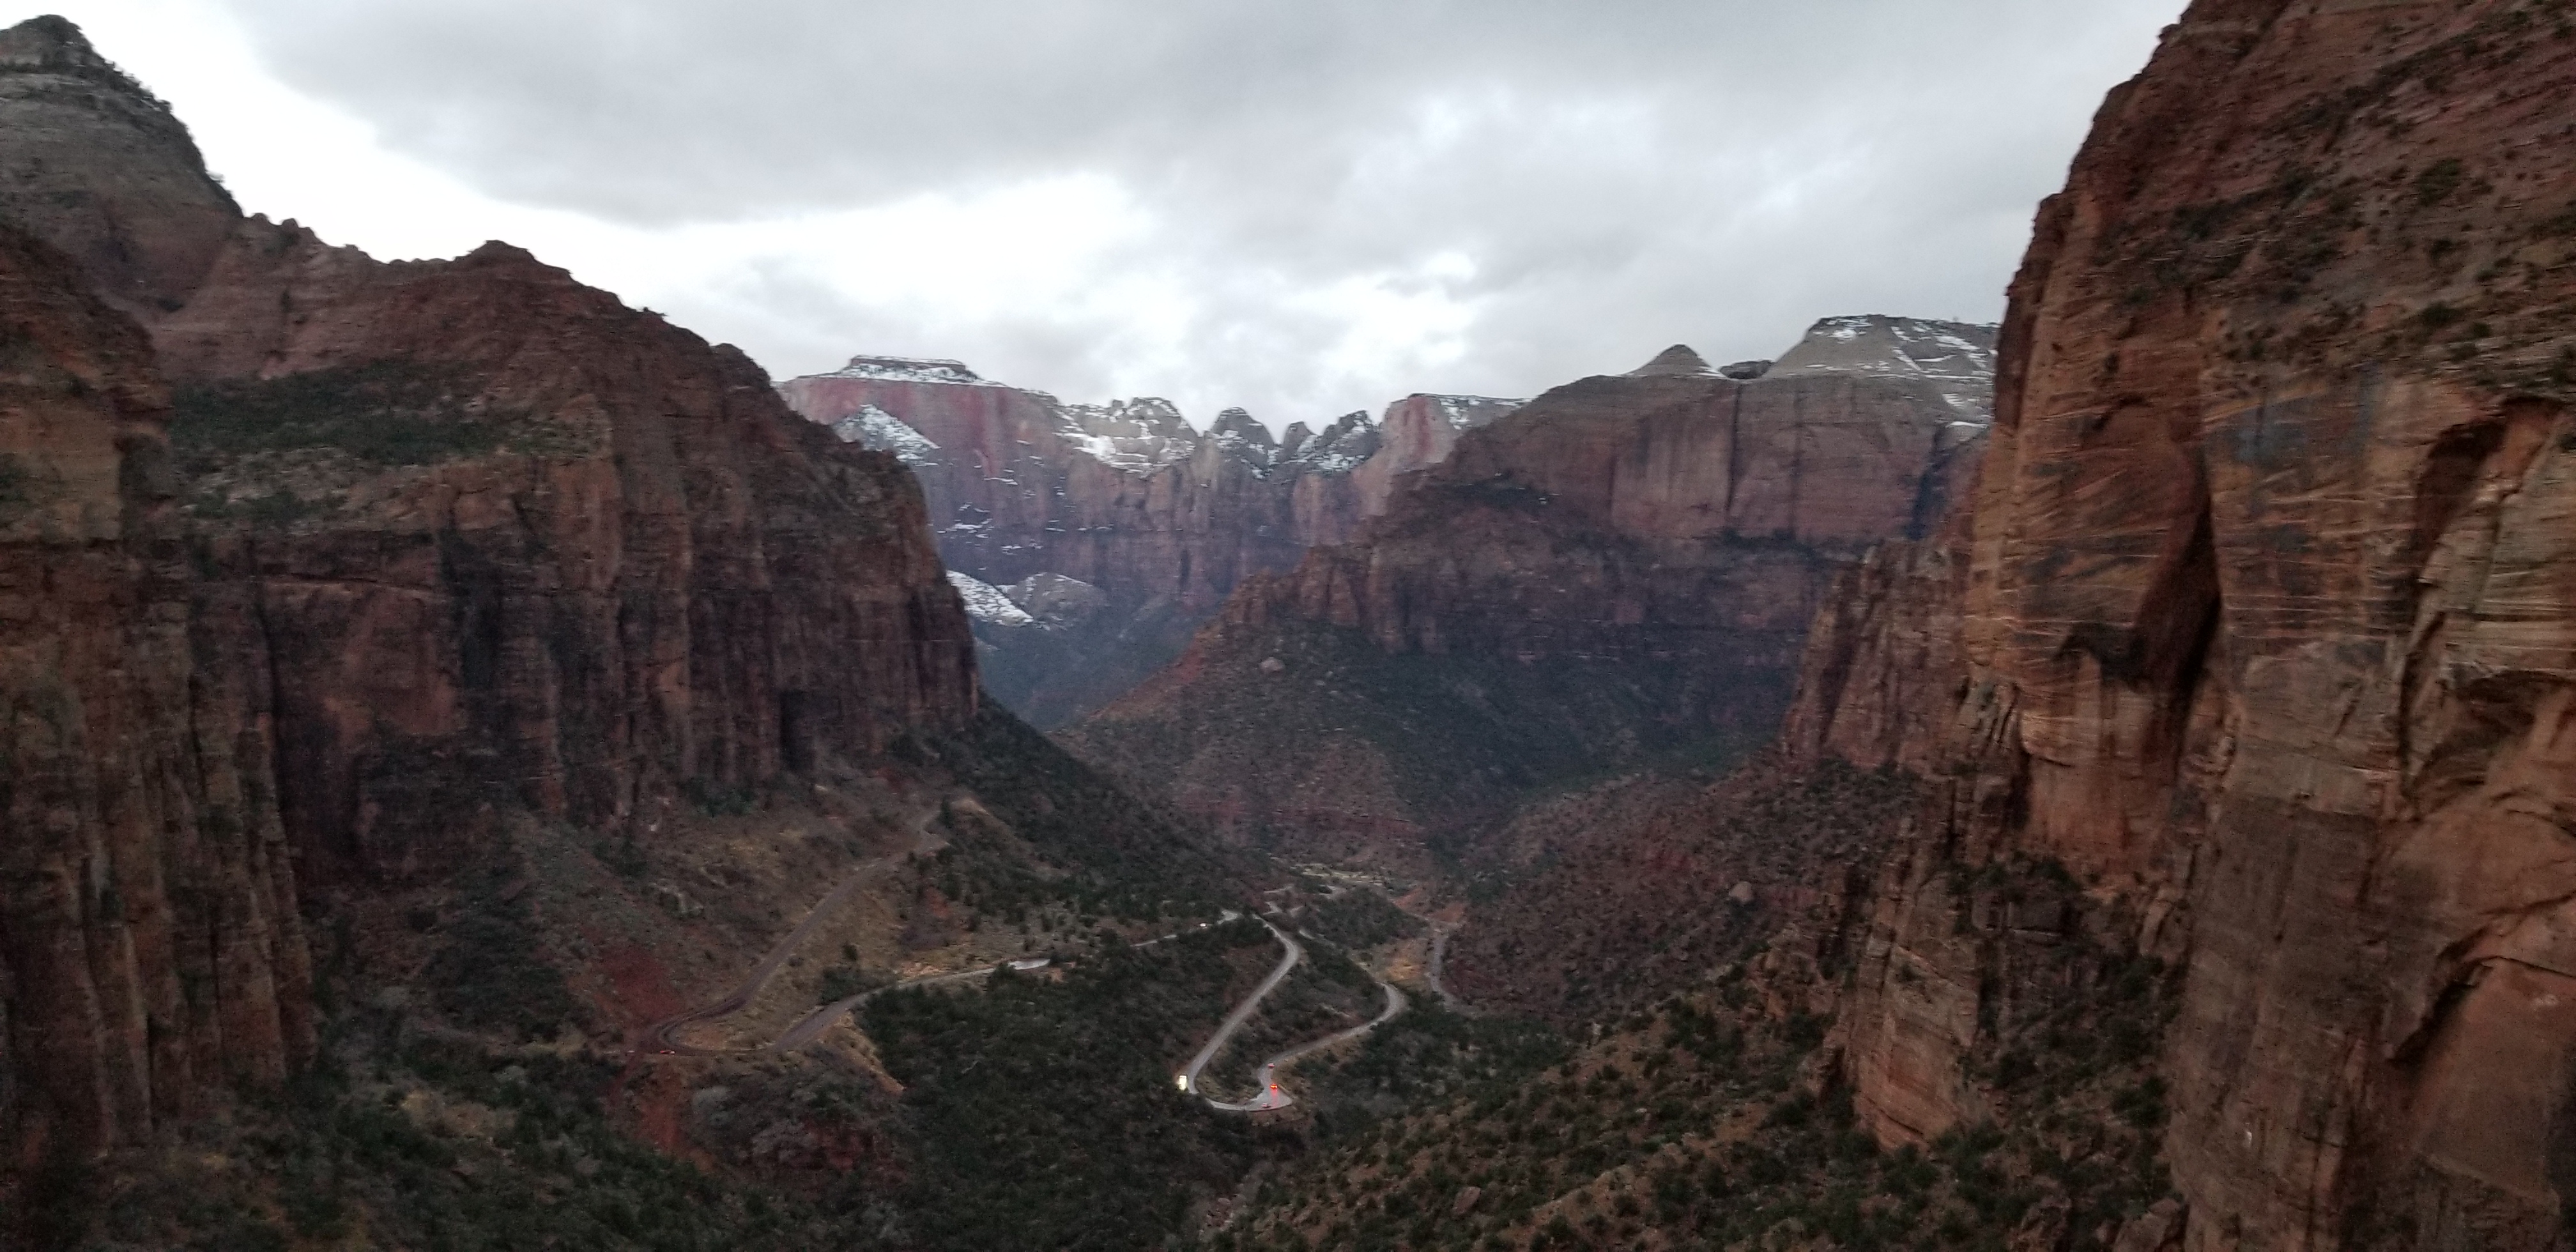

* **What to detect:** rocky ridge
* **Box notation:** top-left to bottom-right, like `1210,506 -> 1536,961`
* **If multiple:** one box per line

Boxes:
778,353 -> 1521,726
1066,326 -> 1993,871
0,14 -> 998,1168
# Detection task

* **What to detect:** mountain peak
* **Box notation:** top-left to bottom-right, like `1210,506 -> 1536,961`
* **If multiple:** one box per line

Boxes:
1769,314 -> 1998,421
1,15 -> 102,70
0,14 -> 239,314
1627,344 -> 1713,377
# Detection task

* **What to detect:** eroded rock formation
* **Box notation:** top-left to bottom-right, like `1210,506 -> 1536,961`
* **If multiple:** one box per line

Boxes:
1799,4 -> 2576,1246
1068,330 -> 1989,867
0,15 -> 979,1159
162,228 -> 977,886
0,18 -> 236,319
0,224 -> 310,1161
778,354 -> 1520,725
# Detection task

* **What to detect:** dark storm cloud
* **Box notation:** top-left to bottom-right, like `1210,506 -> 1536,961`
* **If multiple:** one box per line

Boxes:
207,0 -> 2184,423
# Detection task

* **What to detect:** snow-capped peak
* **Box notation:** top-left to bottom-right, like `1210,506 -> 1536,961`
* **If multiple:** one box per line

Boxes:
1059,397 -> 1200,475
1767,315 -> 2000,422
823,356 -> 995,386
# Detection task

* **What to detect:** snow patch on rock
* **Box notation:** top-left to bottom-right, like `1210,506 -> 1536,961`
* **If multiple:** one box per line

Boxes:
831,404 -> 941,466
1059,397 -> 1200,475
946,570 -> 1034,627
822,355 -> 995,386
1768,315 -> 2000,422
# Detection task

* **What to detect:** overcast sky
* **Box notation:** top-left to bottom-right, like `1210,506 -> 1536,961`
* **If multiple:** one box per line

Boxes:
37,0 -> 2179,431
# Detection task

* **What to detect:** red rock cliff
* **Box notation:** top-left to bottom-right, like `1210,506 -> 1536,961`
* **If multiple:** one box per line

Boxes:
0,15 -> 979,1161
1806,4 -> 2576,1246
778,357 -> 1520,725
160,224 -> 978,886
1068,344 -> 1983,866
0,225 -> 310,1161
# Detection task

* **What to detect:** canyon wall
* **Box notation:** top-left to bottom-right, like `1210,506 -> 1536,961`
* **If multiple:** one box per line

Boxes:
779,356 -> 1519,725
0,224 -> 310,1161
0,15 -> 980,1155
1067,335 -> 1989,868
160,227 -> 979,887
1800,3 -> 2576,1246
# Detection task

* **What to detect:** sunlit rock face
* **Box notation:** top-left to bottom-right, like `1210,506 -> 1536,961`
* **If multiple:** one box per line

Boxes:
1796,3 -> 2576,1246
779,353 -> 1526,726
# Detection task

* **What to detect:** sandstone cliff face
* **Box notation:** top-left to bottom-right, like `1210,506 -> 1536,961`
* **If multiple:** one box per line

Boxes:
1068,340 -> 1986,866
0,18 -> 236,319
1348,392 -> 1522,517
0,17 -> 981,1163
1804,4 -> 2576,1246
161,225 -> 979,887
0,225 -> 309,1161
779,355 -> 1517,726
1781,530 -> 1970,777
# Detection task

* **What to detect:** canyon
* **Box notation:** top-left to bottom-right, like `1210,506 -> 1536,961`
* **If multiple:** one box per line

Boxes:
778,356 -> 1522,727
9,1 -> 2576,1248
0,16 -> 1180,1191
1063,327 -> 1995,873
1238,3 -> 2576,1248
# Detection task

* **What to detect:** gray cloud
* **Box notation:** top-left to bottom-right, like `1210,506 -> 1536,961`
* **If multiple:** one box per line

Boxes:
204,0 -> 2183,425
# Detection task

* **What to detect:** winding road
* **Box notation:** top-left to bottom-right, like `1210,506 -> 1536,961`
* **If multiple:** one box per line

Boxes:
1202,977 -> 1406,1112
1422,920 -> 1471,1015
636,820 -> 1416,1116
639,809 -> 944,1057
1177,915 -> 1304,1097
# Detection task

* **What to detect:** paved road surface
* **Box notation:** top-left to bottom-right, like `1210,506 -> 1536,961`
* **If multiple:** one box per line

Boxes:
1423,922 -> 1471,1014
1178,914 -> 1302,1096
767,960 -> 1043,1052
1202,977 -> 1406,1112
640,810 -> 943,1057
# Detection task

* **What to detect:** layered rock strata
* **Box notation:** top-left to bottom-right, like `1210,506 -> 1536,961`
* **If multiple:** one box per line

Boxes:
1070,333 -> 1989,866
0,224 -> 310,1160
1798,3 -> 2576,1246
779,354 -> 1520,725
159,228 -> 979,886
0,15 -> 980,1157
0,18 -> 237,318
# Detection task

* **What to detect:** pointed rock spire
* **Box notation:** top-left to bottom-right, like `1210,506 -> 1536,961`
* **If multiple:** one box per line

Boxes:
1627,344 -> 1713,377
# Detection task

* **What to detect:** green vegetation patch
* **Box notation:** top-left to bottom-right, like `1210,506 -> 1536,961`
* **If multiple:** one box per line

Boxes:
23,1014 -> 846,1252
168,361 -> 523,473
861,926 -> 1268,1251
1232,860 -> 2181,1252
1300,890 -> 1427,952
913,703 -> 1248,922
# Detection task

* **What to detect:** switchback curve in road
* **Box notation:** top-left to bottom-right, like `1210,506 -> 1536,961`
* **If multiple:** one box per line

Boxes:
1202,977 -> 1406,1113
1179,914 -> 1302,1096
638,809 -> 944,1058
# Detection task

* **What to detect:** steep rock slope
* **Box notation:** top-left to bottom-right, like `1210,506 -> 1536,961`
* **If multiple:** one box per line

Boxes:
1067,330 -> 1988,870
0,224 -> 310,1161
0,18 -> 236,318
778,357 -> 1517,726
161,229 -> 980,886
0,24 -> 978,887
1800,4 -> 2576,1247
0,11 -> 977,1149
